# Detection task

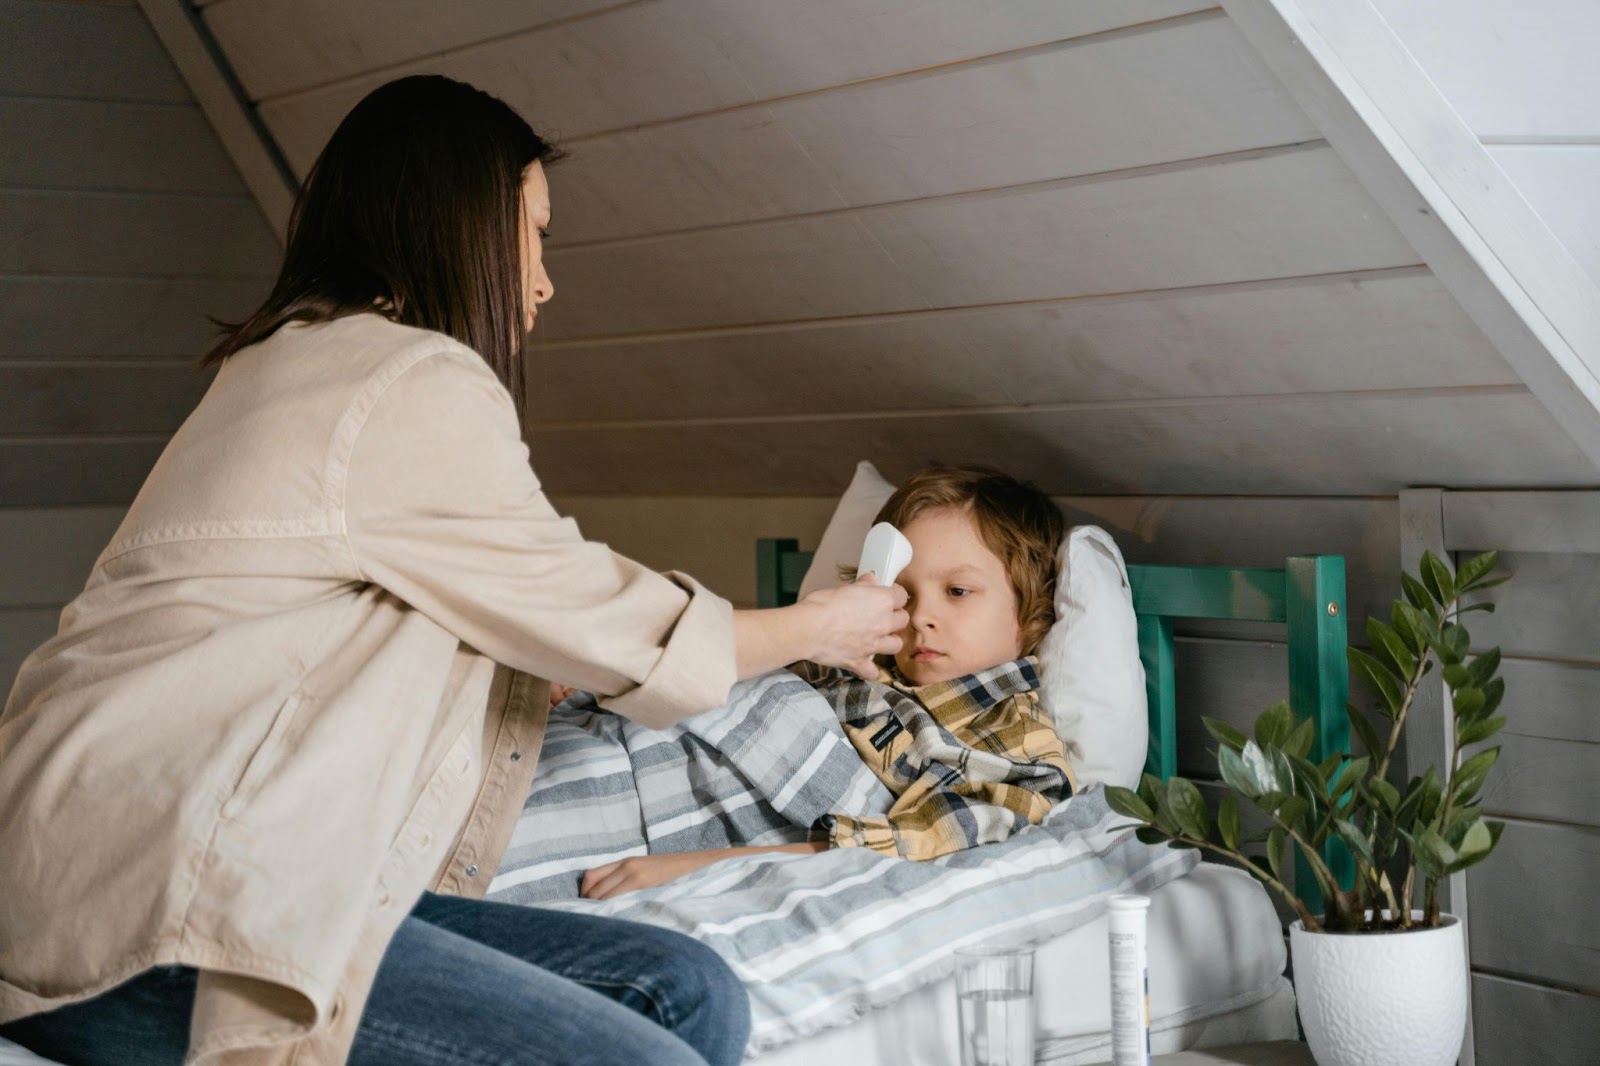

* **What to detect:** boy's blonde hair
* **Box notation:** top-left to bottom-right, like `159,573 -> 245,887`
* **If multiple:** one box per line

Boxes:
874,465 -> 1065,656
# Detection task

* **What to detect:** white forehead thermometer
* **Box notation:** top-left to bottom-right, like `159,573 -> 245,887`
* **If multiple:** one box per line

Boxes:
856,522 -> 913,586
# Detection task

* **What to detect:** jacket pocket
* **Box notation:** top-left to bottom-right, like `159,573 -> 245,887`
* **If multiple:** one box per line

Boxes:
222,691 -> 303,818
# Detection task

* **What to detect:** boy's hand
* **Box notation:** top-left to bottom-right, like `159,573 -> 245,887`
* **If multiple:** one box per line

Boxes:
548,682 -> 576,707
580,843 -> 826,900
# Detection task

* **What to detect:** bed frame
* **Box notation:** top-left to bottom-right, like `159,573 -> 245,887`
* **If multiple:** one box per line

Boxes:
757,538 -> 1353,911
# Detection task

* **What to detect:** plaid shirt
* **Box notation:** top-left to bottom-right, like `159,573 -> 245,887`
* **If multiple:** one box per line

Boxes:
806,656 -> 1076,860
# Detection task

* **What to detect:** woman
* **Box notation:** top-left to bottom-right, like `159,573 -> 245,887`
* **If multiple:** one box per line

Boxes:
0,76 -> 906,1066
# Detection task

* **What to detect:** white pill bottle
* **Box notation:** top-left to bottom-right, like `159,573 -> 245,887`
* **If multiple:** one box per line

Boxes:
1107,894 -> 1152,1066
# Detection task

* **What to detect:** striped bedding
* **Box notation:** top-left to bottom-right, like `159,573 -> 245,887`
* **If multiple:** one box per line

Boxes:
487,670 -> 1198,1052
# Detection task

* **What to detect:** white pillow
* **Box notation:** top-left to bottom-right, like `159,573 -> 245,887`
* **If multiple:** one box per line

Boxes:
1036,526 -> 1148,790
797,460 -> 896,598
796,465 -> 1148,791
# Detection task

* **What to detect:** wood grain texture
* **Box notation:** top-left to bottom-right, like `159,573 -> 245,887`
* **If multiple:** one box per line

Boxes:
0,97 -> 242,194
524,390 -> 1594,497
0,276 -> 267,361
0,0 -> 189,102
0,439 -> 167,505
255,0 -> 1219,173
1467,818 -> 1600,994
1443,491 -> 1600,554
533,145 -> 1416,340
527,270 -> 1514,420
1462,551 -> 1600,663
547,13 -> 1317,243
0,365 -> 213,434
1470,971 -> 1600,1065
0,506 -> 125,605
0,190 -> 279,278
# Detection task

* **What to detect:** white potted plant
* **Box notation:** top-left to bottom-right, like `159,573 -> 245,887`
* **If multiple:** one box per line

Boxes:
1105,550 -> 1509,1066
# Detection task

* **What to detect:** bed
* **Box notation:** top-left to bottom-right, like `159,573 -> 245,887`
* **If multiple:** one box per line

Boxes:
0,534 -> 1346,1066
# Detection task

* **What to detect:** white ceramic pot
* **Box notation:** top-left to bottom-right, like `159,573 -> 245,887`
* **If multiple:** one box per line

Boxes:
1289,914 -> 1467,1066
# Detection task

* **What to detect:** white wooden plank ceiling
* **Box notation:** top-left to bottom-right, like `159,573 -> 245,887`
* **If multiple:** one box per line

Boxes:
186,0 -> 1597,496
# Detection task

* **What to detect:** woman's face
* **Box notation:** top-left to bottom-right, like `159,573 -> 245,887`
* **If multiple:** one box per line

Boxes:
520,162 -> 555,331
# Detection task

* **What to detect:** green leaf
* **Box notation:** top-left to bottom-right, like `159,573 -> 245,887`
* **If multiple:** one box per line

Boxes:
1287,752 -> 1329,798
1349,647 -> 1404,717
1242,740 -> 1288,794
1448,821 -> 1496,873
1218,794 -> 1241,851
1347,703 -> 1383,759
1452,687 -> 1487,726
1400,572 -> 1432,612
1202,716 -> 1249,752
1218,744 -> 1259,797
1283,717 -> 1316,760
1421,551 -> 1456,606
1332,818 -> 1375,866
1481,677 -> 1506,718
1330,755 -> 1370,801
1276,795 -> 1311,833
1266,828 -> 1286,878
1254,702 -> 1294,750
1367,618 -> 1417,677
1454,551 -> 1499,591
1105,786 -> 1155,824
1441,663 -> 1472,689
1135,826 -> 1170,847
1369,777 -> 1401,813
1452,746 -> 1501,801
1166,777 -> 1211,840
1461,573 -> 1513,594
1457,716 -> 1507,746
1319,751 -> 1344,781
1467,647 -> 1502,687
1456,601 -> 1497,615
1415,828 -> 1458,877
1432,623 -> 1470,666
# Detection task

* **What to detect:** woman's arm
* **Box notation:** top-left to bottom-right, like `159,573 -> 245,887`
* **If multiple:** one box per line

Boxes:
734,576 -> 908,681
580,843 -> 827,900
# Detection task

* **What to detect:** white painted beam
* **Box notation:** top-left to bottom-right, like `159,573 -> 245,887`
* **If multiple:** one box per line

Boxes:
1222,0 -> 1600,482
135,0 -> 296,241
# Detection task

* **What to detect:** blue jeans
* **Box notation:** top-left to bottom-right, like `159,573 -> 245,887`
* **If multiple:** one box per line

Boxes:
0,892 -> 750,1066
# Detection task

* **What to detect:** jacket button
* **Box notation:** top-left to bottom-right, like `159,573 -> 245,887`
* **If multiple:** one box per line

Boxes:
510,751 -> 522,762
466,864 -> 478,877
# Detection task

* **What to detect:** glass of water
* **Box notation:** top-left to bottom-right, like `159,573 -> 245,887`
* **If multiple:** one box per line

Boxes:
954,945 -> 1035,1066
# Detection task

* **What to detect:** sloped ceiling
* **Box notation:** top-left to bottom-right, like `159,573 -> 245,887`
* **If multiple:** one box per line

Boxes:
187,0 -> 1599,496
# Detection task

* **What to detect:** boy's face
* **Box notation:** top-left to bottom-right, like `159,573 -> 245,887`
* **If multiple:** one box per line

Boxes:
892,506 -> 1024,686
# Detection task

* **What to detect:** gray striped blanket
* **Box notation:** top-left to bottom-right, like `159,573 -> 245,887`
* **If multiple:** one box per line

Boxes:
487,670 -> 1197,1052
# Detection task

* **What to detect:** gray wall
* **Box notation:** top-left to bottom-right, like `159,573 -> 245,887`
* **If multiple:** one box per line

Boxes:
0,0 -> 276,689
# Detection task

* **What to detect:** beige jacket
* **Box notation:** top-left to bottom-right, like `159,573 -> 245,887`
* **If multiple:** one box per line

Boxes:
0,314 -> 736,1064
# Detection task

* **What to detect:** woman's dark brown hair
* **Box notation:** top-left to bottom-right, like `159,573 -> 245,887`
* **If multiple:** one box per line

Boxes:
874,465 -> 1066,656
201,75 -> 562,423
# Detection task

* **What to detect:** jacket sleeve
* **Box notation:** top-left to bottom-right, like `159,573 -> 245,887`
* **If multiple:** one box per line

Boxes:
342,347 -> 735,729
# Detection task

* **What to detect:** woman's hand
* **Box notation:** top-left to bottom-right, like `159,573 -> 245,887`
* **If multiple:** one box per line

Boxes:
797,575 -> 909,679
733,576 -> 907,682
580,843 -> 825,900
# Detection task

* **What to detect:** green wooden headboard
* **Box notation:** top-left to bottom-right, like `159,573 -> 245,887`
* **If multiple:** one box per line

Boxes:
756,537 -> 1353,911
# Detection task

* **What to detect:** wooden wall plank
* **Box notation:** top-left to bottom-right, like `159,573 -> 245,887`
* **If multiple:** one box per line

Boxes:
0,277 -> 267,361
1467,819 -> 1600,996
0,190 -> 279,278
0,507 -> 124,605
0,440 -> 167,506
528,271 -> 1515,420
535,145 -> 1417,339
204,0 -> 628,101
1492,657 -> 1600,745
0,365 -> 213,434
549,13 -> 1317,243
526,391 -> 1594,497
1472,972 -> 1600,1066
1443,491 -> 1600,555
1464,552 -> 1600,663
1488,145 -> 1600,291
255,0 -> 1219,174
1368,0 -> 1600,140
1476,730 -> 1600,828
0,0 -> 189,102
0,607 -> 60,694
0,97 -> 241,194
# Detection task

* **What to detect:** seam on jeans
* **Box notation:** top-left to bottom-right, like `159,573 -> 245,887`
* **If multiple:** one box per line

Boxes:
358,1016 -> 506,1066
555,973 -> 677,1029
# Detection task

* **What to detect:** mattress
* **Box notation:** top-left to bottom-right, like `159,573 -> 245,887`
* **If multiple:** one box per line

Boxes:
0,865 -> 1292,1066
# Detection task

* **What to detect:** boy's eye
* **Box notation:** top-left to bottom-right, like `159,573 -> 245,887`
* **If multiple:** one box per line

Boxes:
947,586 -> 969,598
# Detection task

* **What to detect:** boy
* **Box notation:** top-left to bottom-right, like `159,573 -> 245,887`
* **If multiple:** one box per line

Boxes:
581,465 -> 1075,897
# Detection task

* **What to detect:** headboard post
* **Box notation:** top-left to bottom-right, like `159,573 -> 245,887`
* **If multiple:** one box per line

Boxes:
1138,615 -> 1177,780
